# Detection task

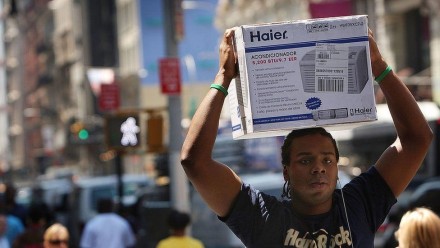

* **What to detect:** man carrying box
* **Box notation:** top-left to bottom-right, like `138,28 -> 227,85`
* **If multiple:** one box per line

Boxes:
180,27 -> 432,247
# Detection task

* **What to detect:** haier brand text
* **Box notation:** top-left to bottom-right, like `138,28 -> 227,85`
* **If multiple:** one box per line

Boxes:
350,107 -> 373,116
249,29 -> 288,42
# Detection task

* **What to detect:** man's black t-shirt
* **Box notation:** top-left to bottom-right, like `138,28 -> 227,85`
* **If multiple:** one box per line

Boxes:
221,167 -> 396,247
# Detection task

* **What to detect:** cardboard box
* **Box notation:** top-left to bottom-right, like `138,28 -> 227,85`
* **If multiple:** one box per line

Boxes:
228,15 -> 377,139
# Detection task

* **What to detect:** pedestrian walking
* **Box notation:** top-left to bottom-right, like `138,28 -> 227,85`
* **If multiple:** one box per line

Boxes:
79,198 -> 135,248
395,207 -> 440,248
43,223 -> 69,248
156,210 -> 204,248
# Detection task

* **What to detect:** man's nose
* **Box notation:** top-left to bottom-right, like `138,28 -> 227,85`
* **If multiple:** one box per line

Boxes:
311,161 -> 326,174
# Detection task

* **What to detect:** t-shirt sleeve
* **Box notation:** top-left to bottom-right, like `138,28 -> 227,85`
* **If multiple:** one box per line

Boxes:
343,166 -> 397,232
219,183 -> 279,246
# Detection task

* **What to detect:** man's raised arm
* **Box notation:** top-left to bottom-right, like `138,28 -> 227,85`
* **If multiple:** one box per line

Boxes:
370,29 -> 433,197
180,29 -> 242,217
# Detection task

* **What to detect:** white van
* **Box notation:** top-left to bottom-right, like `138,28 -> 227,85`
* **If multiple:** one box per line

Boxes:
68,174 -> 154,247
72,174 -> 154,224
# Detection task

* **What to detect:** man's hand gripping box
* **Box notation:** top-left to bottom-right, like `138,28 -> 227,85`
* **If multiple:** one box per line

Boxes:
228,15 -> 377,139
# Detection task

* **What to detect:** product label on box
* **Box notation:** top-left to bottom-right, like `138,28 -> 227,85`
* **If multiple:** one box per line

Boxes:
315,43 -> 349,93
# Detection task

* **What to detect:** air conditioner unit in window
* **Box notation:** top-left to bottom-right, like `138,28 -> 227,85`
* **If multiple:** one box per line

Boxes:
299,46 -> 369,94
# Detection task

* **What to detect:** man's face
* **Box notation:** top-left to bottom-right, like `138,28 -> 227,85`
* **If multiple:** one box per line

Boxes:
44,231 -> 69,248
283,133 -> 338,213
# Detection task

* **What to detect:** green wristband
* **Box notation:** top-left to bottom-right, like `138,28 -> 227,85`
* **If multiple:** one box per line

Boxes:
375,65 -> 392,84
210,84 -> 228,96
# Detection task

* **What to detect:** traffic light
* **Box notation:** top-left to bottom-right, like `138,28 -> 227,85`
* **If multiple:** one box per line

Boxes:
69,121 -> 90,143
147,114 -> 164,153
68,119 -> 103,145
78,129 -> 89,140
105,112 -> 141,151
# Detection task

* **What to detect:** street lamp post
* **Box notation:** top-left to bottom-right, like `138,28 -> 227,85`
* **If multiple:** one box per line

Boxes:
163,0 -> 190,213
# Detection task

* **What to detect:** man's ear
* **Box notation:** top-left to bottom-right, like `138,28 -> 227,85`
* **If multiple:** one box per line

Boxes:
283,166 -> 289,181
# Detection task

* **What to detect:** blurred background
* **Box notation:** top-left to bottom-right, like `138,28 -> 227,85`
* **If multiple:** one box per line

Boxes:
0,0 -> 439,247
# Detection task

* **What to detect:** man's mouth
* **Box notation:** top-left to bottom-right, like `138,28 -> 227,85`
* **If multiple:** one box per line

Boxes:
310,180 -> 328,189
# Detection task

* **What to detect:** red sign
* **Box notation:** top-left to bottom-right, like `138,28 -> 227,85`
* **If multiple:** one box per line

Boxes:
99,84 -> 120,111
309,0 -> 352,18
159,58 -> 181,95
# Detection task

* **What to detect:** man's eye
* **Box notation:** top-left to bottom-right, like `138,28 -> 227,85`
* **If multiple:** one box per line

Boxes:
324,159 -> 333,164
300,159 -> 311,165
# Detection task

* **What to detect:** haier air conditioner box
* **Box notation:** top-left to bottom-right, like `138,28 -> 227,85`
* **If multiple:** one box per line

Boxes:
229,15 -> 377,140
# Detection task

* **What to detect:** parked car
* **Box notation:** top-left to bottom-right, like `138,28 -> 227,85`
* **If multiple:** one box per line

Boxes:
14,186 -> 33,207
408,177 -> 440,214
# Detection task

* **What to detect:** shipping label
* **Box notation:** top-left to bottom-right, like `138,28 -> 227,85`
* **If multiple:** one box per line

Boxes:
315,43 -> 349,94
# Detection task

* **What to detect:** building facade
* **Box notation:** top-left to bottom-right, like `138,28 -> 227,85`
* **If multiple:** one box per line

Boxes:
1,0 -> 439,182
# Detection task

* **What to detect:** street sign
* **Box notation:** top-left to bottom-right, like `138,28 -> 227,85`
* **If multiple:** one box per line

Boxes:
159,58 -> 181,95
99,84 -> 120,111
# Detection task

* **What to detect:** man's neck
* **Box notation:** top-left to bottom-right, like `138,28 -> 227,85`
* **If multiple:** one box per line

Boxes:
171,229 -> 185,237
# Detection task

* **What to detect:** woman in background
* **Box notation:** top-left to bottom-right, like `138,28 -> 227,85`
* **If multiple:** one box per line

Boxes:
43,223 -> 69,248
395,207 -> 440,248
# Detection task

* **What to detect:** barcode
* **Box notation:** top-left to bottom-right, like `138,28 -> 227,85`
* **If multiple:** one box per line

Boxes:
317,52 -> 330,59
317,78 -> 344,92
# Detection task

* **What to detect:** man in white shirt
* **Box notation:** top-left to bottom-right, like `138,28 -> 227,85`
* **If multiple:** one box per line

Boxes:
80,198 -> 135,248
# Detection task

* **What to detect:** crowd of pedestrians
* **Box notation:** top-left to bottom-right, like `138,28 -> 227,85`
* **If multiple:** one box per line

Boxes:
0,180 -> 209,248
0,183 -> 139,248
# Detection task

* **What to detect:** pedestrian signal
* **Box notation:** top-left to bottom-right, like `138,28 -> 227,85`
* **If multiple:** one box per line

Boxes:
105,112 -> 141,151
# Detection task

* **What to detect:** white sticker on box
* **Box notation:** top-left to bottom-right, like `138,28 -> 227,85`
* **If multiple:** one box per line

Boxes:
315,43 -> 349,93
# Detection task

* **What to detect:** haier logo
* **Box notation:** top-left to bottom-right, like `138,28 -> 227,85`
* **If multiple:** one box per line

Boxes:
350,107 -> 373,116
249,29 -> 288,42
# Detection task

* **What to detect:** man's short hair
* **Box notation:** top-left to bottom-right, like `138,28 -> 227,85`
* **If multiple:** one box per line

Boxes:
167,210 -> 190,230
97,198 -> 114,213
281,127 -> 339,166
